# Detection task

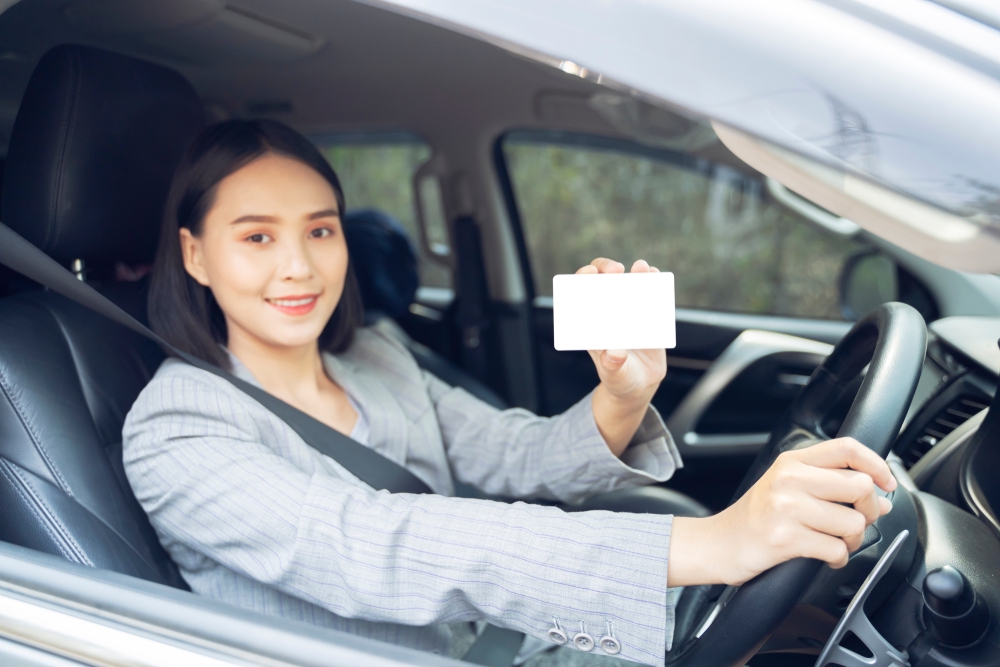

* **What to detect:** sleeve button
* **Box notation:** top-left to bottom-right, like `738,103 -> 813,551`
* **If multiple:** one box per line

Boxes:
599,636 -> 621,655
573,632 -> 595,651
547,618 -> 568,645
572,622 -> 594,651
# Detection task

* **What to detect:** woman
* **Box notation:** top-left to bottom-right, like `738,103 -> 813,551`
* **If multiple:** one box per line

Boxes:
123,120 -> 895,667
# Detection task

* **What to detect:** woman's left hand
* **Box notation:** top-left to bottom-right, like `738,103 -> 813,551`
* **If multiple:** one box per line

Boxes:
577,258 -> 667,455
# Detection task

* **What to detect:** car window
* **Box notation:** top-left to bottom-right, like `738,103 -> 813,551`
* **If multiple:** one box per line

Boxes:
316,133 -> 452,289
501,132 -> 872,320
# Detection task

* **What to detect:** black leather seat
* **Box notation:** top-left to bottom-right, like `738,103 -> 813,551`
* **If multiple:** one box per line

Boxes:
0,45 -> 204,588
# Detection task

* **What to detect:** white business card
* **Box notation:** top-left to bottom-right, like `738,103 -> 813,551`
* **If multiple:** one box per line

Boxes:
552,272 -> 676,351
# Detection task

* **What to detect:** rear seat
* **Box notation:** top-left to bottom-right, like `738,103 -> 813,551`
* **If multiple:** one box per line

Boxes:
343,208 -> 508,409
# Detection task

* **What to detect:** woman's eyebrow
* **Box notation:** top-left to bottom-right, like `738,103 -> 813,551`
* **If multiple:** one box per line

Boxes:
231,214 -> 277,224
308,209 -> 340,220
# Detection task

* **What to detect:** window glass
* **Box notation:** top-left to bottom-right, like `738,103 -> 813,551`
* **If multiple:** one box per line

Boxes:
502,134 -> 870,319
317,135 -> 452,288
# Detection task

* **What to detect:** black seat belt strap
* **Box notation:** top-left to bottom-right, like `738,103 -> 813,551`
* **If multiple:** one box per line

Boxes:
0,221 -> 525,666
0,222 -> 431,493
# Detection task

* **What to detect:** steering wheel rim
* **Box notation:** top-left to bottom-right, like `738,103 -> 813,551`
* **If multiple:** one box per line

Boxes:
665,302 -> 927,667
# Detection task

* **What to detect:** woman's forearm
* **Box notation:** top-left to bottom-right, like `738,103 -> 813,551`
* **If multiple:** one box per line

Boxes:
592,381 -> 657,456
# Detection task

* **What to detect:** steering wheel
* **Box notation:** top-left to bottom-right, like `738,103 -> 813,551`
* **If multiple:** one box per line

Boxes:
665,302 -> 927,667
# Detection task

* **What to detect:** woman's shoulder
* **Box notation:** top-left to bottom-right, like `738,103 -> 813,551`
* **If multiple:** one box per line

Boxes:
126,356 -> 261,430
148,356 -> 236,391
341,324 -> 422,376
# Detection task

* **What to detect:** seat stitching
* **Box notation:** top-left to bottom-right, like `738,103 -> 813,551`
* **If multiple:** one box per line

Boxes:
48,49 -> 83,251
0,459 -> 83,564
0,363 -> 75,496
4,460 -> 94,567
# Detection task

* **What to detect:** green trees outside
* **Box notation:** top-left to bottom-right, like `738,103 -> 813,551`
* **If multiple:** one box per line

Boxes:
321,142 -> 451,288
504,141 -> 866,319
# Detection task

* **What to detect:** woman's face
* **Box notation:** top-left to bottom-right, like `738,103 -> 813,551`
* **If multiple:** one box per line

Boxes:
180,153 -> 347,352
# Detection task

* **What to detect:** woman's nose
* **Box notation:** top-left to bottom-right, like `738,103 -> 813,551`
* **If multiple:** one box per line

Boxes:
279,240 -> 314,281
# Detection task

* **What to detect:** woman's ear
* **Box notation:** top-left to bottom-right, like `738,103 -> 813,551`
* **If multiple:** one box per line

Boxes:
179,228 -> 211,287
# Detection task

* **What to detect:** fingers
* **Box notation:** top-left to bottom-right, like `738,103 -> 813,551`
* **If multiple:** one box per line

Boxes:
794,437 -> 897,492
590,258 -> 625,274
782,466 -> 884,525
799,497 -> 868,553
578,258 -> 658,274
793,528 -> 851,569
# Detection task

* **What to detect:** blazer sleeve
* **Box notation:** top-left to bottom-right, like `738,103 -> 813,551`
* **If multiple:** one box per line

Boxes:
123,368 -> 675,666
425,372 -> 683,503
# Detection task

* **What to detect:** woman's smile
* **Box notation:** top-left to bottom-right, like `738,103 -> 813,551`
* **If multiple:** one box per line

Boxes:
266,293 -> 322,316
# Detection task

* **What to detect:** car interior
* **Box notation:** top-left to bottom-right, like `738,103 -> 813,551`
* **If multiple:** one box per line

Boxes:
0,1 -> 998,666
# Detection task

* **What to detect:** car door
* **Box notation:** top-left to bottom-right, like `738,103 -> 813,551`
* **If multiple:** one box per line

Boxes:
495,130 -> 908,510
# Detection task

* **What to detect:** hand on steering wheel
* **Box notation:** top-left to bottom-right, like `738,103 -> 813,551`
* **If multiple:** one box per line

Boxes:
665,302 -> 926,667
668,437 -> 896,587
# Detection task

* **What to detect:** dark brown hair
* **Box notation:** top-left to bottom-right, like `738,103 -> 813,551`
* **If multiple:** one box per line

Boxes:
149,119 -> 363,368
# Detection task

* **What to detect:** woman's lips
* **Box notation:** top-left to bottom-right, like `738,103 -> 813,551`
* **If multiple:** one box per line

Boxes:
265,294 -> 320,316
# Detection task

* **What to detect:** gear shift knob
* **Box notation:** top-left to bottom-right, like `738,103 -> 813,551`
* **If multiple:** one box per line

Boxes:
922,565 -> 989,647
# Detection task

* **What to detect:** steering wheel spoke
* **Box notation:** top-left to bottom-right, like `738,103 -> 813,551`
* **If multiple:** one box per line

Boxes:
815,530 -> 912,667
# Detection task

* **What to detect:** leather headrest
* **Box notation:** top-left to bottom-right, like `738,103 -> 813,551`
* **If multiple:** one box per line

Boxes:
2,45 -> 204,265
343,209 -> 419,320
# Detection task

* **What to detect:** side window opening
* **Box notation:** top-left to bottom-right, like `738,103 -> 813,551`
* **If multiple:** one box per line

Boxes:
314,132 -> 452,289
500,131 -> 875,321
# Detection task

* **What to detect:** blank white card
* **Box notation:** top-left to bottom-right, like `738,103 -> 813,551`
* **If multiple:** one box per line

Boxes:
552,272 -> 676,351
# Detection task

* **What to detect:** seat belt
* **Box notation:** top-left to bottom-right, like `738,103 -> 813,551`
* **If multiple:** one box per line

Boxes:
0,222 -> 524,667
453,216 -> 491,383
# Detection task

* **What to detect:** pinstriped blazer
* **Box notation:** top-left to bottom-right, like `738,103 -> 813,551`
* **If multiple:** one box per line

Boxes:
122,326 -> 683,666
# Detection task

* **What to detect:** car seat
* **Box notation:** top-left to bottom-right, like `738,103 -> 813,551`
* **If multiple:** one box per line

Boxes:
341,209 -> 710,517
0,44 -> 204,588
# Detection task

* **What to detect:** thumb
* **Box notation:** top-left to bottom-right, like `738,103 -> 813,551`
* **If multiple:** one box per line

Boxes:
602,350 -> 628,371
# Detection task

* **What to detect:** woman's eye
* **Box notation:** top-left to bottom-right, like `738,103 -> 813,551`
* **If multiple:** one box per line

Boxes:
246,233 -> 272,244
310,227 -> 334,239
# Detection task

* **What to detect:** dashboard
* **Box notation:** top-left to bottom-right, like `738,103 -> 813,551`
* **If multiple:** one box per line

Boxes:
893,316 -> 1000,538
749,315 -> 1000,664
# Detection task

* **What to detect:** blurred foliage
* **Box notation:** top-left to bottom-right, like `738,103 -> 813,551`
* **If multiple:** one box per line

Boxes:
320,143 -> 452,288
503,141 -> 869,319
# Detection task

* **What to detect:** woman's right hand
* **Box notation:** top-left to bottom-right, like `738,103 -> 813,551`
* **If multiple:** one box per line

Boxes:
667,437 -> 896,587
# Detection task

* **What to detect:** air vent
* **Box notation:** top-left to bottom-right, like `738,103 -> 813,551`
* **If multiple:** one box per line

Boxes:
903,394 -> 990,469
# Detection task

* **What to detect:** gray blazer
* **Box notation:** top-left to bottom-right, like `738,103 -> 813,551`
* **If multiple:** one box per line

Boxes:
123,326 -> 682,666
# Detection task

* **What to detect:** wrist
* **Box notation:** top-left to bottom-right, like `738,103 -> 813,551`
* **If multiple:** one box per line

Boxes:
667,514 -> 730,587
596,381 -> 656,415
591,384 -> 652,456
